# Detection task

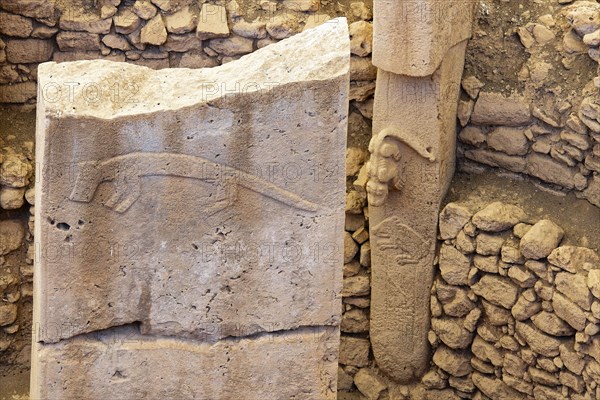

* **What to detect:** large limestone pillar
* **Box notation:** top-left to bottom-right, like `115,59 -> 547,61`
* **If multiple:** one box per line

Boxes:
368,1 -> 475,382
31,19 -> 349,399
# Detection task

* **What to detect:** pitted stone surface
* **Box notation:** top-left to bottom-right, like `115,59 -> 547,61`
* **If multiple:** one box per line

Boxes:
34,325 -> 339,400
33,19 -> 349,398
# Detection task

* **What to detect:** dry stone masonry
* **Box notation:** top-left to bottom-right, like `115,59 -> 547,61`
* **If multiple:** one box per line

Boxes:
458,1 -> 600,207
32,20 -> 349,398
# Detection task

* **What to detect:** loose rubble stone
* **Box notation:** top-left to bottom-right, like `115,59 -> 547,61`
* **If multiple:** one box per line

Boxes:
476,233 -> 505,256
471,202 -> 526,232
527,153 -> 587,190
472,275 -> 518,309
555,272 -> 592,310
0,220 -> 24,255
348,21 -> 372,57
553,292 -> 587,330
507,265 -> 537,288
473,255 -> 499,274
548,246 -> 600,273
516,321 -> 561,357
0,187 -> 25,210
164,6 -> 197,34
482,300 -> 512,325
56,32 -> 100,51
566,1 -> 600,36
141,14 -> 168,45
232,19 -> 267,39
588,269 -> 600,298
113,8 -> 141,35
341,308 -> 369,333
439,244 -> 471,285
458,126 -> 486,146
339,336 -> 370,367
0,12 -> 33,37
0,303 -> 17,326
471,92 -> 532,126
432,318 -> 473,350
5,38 -> 53,63
531,311 -> 576,336
439,203 -> 473,240
101,34 -> 131,51
59,11 -> 112,34
512,292 -> 542,321
0,0 -> 57,25
487,127 -> 530,156
133,0 -> 158,20
266,14 -> 300,39
472,335 -> 503,366
0,153 -> 31,188
354,369 -> 387,399
462,76 -> 485,99
432,346 -> 472,377
520,220 -> 564,260
208,35 -> 253,56
560,343 -> 585,374
282,0 -> 319,12
342,276 -> 370,297
472,372 -> 523,400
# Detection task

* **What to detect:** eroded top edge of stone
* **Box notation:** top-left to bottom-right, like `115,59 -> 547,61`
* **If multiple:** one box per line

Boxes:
37,18 -> 350,119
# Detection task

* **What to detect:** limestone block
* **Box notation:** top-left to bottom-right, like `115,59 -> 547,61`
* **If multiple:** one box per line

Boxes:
34,18 -> 349,343
0,12 -> 33,37
372,0 -> 475,76
33,325 -> 338,400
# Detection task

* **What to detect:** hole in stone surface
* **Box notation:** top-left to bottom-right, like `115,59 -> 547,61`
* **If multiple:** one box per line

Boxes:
56,222 -> 70,231
78,220 -> 84,225
47,218 -> 55,225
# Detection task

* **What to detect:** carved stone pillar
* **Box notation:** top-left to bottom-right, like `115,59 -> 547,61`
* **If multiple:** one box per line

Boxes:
368,0 -> 475,383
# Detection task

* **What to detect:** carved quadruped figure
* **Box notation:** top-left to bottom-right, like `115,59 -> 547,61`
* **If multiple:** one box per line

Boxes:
366,127 -> 436,207
69,152 -> 320,214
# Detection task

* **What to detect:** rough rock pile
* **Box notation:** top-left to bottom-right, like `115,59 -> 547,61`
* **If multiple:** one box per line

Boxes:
429,201 -> 600,400
0,0 -> 376,104
0,138 -> 33,356
457,0 -> 600,207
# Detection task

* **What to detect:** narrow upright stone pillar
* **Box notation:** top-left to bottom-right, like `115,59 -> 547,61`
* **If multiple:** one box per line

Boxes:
368,1 -> 475,382
32,19 -> 349,399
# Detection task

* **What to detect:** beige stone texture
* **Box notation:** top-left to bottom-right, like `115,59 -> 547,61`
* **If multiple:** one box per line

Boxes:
196,4 -> 229,40
33,325 -> 338,400
32,19 -> 350,397
369,41 -> 468,383
372,0 -> 475,76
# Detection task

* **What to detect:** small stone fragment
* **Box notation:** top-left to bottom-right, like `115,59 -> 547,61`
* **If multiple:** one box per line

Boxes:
520,220 -> 564,260
439,203 -> 473,240
472,202 -> 526,232
472,275 -> 519,309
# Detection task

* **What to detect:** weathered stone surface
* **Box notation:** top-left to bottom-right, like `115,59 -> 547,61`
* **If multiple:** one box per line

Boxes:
33,325 -> 338,399
548,246 -> 600,273
114,8 -> 142,35
164,6 -> 197,34
471,202 -> 526,232
141,14 -> 168,45
464,149 -> 527,174
472,275 -> 518,309
439,244 -> 471,285
0,220 -> 24,255
0,0 -> 57,25
432,346 -> 472,377
473,372 -> 525,399
56,32 -> 100,51
59,10 -> 112,34
208,35 -> 253,56
583,175 -> 600,207
5,38 -> 53,63
439,203 -> 473,240
339,336 -> 370,367
555,272 -> 592,310
487,127 -> 530,156
349,20 -> 372,57
526,153 -> 587,190
196,3 -> 229,40
133,0 -> 158,20
472,335 -> 503,366
369,40 -> 469,384
0,302 -> 17,326
531,311 -> 576,336
552,292 -> 587,330
0,82 -> 37,103
431,318 -> 473,349
0,12 -> 33,37
372,0 -> 474,75
0,187 -> 25,210
33,19 -> 350,397
515,322 -> 561,357
354,368 -> 387,399
0,152 -> 32,187
520,220 -> 564,260
471,92 -> 532,126
266,14 -> 300,40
